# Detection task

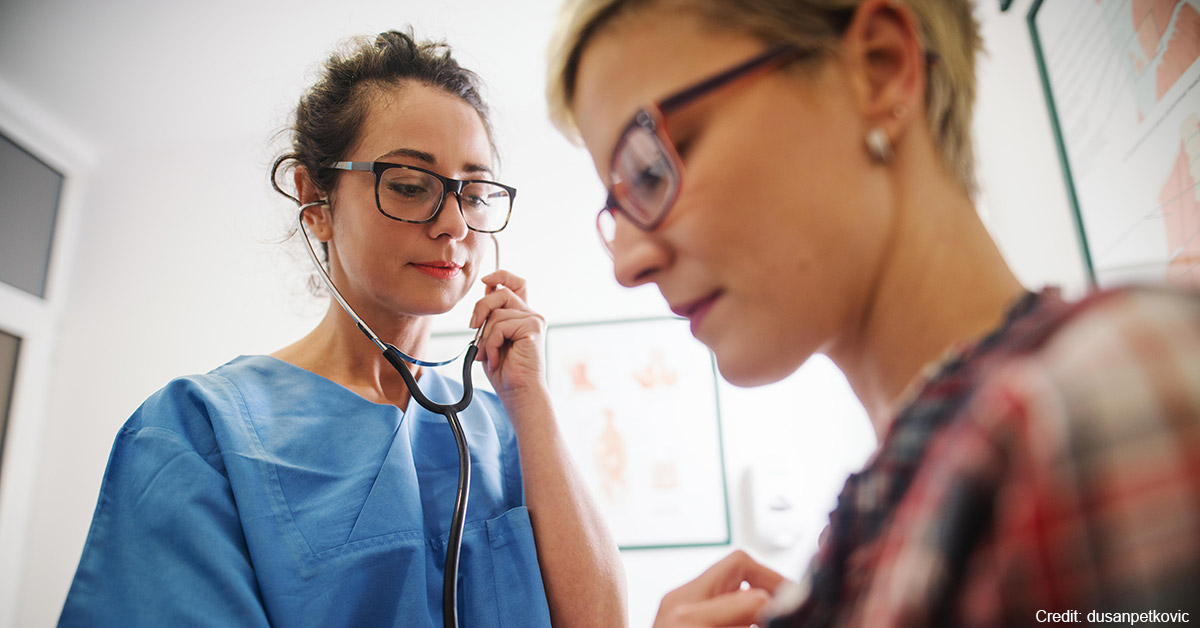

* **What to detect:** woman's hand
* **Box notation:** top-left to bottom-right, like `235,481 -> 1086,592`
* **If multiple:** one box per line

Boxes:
472,269 -> 628,626
653,550 -> 788,628
469,270 -> 546,398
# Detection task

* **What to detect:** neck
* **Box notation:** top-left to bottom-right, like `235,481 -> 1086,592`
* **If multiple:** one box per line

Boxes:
825,143 -> 1025,443
272,299 -> 432,410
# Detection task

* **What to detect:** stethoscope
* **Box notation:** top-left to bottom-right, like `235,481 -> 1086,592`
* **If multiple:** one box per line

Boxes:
297,199 -> 490,628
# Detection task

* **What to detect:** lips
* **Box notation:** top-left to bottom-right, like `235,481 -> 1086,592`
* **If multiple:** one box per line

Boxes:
411,261 -> 463,280
670,290 -> 722,335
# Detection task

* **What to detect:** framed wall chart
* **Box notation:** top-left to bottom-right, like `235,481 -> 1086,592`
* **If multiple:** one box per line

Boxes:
1030,0 -> 1200,287
545,317 -> 730,550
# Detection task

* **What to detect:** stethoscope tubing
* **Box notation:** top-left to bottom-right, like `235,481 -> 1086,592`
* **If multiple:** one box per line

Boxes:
381,343 -> 474,628
297,200 -> 475,628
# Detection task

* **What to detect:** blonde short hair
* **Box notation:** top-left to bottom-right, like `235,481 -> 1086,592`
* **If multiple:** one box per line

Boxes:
546,0 -> 982,191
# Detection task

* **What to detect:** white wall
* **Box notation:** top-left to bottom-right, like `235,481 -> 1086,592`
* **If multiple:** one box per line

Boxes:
0,0 -> 1086,626
974,1 -> 1089,296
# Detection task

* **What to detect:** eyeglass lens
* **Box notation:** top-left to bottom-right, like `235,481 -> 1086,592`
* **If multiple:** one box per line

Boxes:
613,127 -> 678,225
378,167 -> 512,232
600,117 -> 681,249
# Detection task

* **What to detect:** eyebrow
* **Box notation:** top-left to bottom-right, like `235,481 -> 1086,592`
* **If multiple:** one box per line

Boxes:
378,147 -> 494,178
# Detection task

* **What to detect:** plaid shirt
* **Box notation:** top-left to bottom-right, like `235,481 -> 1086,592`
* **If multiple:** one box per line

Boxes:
768,286 -> 1200,627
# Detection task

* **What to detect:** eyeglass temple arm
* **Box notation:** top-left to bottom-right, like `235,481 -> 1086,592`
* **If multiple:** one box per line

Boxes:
330,161 -> 373,172
658,45 -> 798,113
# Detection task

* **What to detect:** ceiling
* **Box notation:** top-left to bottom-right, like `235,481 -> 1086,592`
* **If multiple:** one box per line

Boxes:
0,0 -> 560,155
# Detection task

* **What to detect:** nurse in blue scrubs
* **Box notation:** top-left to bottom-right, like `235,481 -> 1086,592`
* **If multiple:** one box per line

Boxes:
59,30 -> 626,628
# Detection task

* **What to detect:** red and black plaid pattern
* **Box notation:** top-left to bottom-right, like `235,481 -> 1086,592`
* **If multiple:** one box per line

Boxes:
770,287 -> 1200,627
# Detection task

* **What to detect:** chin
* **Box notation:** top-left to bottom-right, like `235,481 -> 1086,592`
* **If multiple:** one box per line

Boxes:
398,295 -> 460,318
712,342 -> 805,388
421,302 -> 461,317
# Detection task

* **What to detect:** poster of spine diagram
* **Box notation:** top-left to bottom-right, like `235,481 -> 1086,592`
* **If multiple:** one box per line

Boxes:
545,318 -> 730,549
1031,0 -> 1200,287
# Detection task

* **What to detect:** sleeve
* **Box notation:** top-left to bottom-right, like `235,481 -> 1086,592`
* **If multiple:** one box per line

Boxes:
59,383 -> 271,627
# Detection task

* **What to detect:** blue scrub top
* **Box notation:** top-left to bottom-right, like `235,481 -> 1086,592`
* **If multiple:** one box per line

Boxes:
60,355 -> 552,627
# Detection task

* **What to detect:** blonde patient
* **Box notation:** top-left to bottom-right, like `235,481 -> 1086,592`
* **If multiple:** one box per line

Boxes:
548,0 -> 1200,626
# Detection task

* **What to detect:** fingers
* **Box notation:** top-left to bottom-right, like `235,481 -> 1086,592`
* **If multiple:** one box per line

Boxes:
653,551 -> 789,628
469,270 -> 545,388
655,588 -> 771,628
480,269 -> 527,300
477,309 -> 544,367
470,280 -> 529,329
696,550 -> 787,598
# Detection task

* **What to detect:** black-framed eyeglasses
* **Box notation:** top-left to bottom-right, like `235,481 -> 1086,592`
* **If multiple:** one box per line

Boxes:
327,161 -> 516,233
596,45 -> 805,252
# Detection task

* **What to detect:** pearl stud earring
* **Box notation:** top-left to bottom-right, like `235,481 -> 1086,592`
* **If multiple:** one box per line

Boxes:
865,127 -> 893,162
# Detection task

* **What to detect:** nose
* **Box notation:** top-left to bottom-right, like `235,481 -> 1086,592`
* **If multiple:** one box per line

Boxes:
610,212 -> 668,288
430,191 -> 471,240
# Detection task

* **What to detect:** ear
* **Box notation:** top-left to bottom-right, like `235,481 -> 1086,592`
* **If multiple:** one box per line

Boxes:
294,166 -> 334,242
841,0 -> 926,144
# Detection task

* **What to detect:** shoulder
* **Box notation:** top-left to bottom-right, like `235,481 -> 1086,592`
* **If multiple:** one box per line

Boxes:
986,286 -> 1200,439
953,286 -> 1200,480
88,360 -> 258,519
848,287 -> 1200,622
1038,285 -> 1199,379
122,356 -> 266,458
986,285 -> 1200,496
957,285 -> 1200,612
